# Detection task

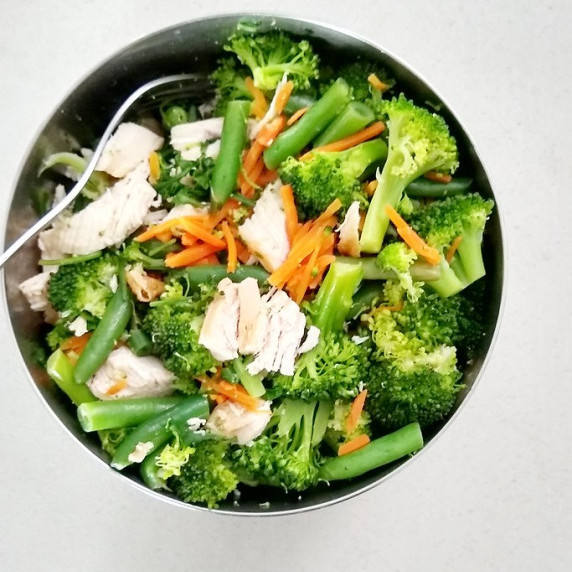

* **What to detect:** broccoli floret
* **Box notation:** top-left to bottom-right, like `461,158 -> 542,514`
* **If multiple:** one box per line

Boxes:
279,139 -> 387,220
210,57 -> 253,116
142,284 -> 217,378
377,242 -> 423,302
98,428 -> 130,457
169,440 -> 238,508
363,297 -> 463,430
360,94 -> 459,253
121,239 -> 178,271
47,253 -> 120,321
153,147 -> 214,206
409,193 -> 495,295
46,320 -> 72,351
233,399 -> 328,491
224,31 -> 319,91
324,399 -> 371,451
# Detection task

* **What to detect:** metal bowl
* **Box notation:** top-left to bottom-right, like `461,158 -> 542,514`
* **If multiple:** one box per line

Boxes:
1,13 -> 504,515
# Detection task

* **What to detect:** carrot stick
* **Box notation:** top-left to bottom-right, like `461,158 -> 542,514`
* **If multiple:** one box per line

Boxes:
181,233 -> 198,247
221,221 -> 237,273
424,171 -> 452,184
61,332 -> 92,355
176,219 -> 226,248
165,243 -> 225,268
257,168 -> 279,186
309,254 -> 336,289
302,122 -> 386,158
368,73 -> 390,92
287,106 -> 309,126
135,215 -> 205,243
346,390 -> 368,434
193,254 -> 220,266
291,241 -> 321,304
245,77 -> 268,119
105,379 -> 128,396
274,80 -> 294,115
243,141 -> 265,174
207,199 -> 240,229
209,380 -> 261,411
365,180 -> 378,197
385,205 -> 441,266
445,235 -> 463,263
240,157 -> 265,197
256,115 -> 287,147
235,240 -> 251,264
313,198 -> 343,227
280,184 -> 299,243
148,151 -> 160,184
338,434 -> 371,456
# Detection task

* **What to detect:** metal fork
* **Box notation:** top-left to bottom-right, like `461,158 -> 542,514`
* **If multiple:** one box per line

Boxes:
0,73 -> 211,269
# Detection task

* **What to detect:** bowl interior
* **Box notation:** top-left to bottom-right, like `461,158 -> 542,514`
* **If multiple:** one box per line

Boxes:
2,14 -> 503,515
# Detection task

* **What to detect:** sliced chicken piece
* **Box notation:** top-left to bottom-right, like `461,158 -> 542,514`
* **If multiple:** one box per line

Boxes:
237,277 -> 268,355
198,278 -> 240,361
88,346 -> 174,400
125,264 -> 165,302
238,182 -> 290,272
39,162 -> 158,256
297,325 -> 321,355
160,203 -> 209,223
68,316 -> 88,336
96,122 -> 164,179
206,400 -> 272,445
250,73 -> 289,139
180,140 -> 221,161
18,271 -> 52,312
170,118 -> 224,154
337,200 -> 361,257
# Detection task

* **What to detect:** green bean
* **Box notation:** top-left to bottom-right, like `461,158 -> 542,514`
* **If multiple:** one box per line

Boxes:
140,446 -> 168,490
77,397 -> 183,432
39,251 -> 102,266
160,105 -> 188,130
127,328 -> 153,356
74,273 -> 132,384
46,349 -> 96,406
111,395 -> 209,470
264,78 -> 352,169
232,358 -> 265,398
283,93 -> 316,115
210,100 -> 251,207
169,264 -> 269,288
336,256 -> 441,282
319,422 -> 424,481
313,102 -> 375,147
405,177 -> 473,198
347,282 -> 386,320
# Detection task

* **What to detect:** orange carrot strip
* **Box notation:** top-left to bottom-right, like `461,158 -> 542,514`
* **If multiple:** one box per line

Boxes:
365,180 -> 378,197
235,240 -> 251,264
210,381 -> 260,411
135,218 -> 181,242
165,243 -> 224,268
176,218 -> 226,248
287,106 -> 309,126
193,254 -> 220,266
148,151 -> 160,184
338,434 -> 371,456
240,157 -> 265,197
181,233 -> 198,247
245,77 -> 268,119
155,231 -> 173,243
256,115 -> 287,147
257,168 -> 279,186
291,241 -> 321,304
302,122 -> 386,158
313,198 -> 343,227
280,184 -> 299,243
105,379 -> 128,396
243,140 -> 265,175
346,390 -> 368,434
61,332 -> 92,354
445,235 -> 463,263
367,73 -> 390,92
424,171 -> 452,184
221,221 -> 237,273
274,81 -> 294,115
385,205 -> 441,266
207,199 -> 240,229
309,254 -> 336,289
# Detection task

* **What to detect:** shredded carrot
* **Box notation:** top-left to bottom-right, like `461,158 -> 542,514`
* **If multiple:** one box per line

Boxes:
368,73 -> 390,92
165,243 -> 225,268
235,240 -> 251,264
148,151 -> 160,184
61,332 -> 92,355
424,171 -> 452,184
245,77 -> 268,119
338,434 -> 371,456
207,199 -> 240,229
176,218 -> 226,248
274,80 -> 294,115
240,157 -> 265,197
365,180 -> 378,197
256,115 -> 287,147
385,205 -> 441,266
280,184 -> 299,243
136,216 -> 204,243
287,106 -> 309,126
193,253 -> 220,266
105,379 -> 128,396
446,235 -> 463,263
155,230 -> 173,243
209,380 -> 261,411
308,254 -> 336,289
313,198 -> 343,227
346,390 -> 368,434
257,168 -> 279,186
221,221 -> 237,273
301,122 -> 386,159
292,241 -> 321,304
181,233 -> 198,247
243,140 -> 265,174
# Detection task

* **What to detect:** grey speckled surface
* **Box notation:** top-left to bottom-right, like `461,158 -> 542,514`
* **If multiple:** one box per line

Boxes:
1,1 -> 571,570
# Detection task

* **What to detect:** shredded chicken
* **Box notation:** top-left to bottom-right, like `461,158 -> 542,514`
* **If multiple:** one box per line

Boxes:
128,442 -> 155,463
180,140 -> 221,162
337,201 -> 362,257
18,272 -> 52,313
170,118 -> 224,154
237,278 -> 267,354
87,346 -> 174,400
68,316 -> 88,337
238,182 -> 290,272
125,264 -> 165,302
96,122 -> 163,178
250,73 -> 289,139
206,400 -> 272,445
160,203 -> 209,223
39,162 -> 158,256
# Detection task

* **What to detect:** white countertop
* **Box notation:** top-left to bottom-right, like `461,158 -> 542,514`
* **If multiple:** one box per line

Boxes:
1,1 -> 570,570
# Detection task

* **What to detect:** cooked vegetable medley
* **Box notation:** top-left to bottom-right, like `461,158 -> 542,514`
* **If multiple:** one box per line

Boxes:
19,28 -> 493,508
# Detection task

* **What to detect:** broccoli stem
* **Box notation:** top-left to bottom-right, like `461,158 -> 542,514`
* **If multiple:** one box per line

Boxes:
313,102 -> 375,147
232,358 -> 266,398
318,422 -> 423,481
46,349 -> 96,406
425,258 -> 466,298
77,397 -> 184,432
169,264 -> 269,288
312,259 -> 363,333
360,168 -> 408,253
456,229 -> 486,284
264,78 -> 352,169
336,256 -> 441,282
347,282 -> 386,320
210,100 -> 251,207
39,251 -> 102,266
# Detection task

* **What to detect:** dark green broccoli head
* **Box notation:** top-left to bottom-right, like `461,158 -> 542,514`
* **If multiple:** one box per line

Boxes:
168,440 -> 238,508
47,253 -> 120,321
224,31 -> 320,91
210,56 -> 253,116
